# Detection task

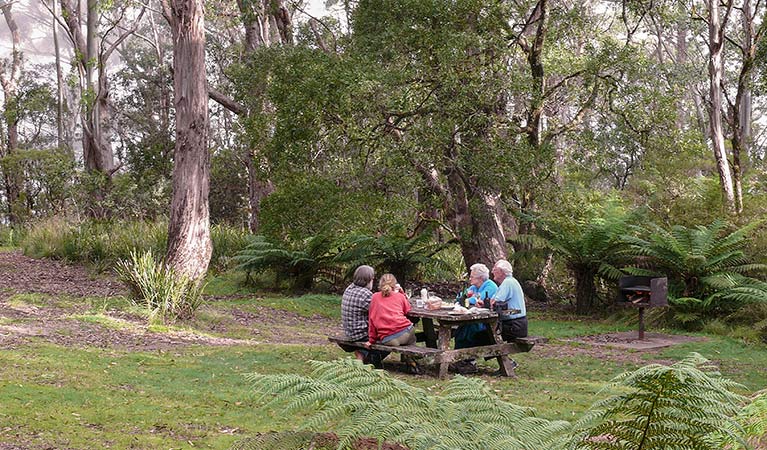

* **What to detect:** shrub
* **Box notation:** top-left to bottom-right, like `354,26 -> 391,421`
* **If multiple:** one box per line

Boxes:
115,250 -> 205,323
21,218 -> 248,274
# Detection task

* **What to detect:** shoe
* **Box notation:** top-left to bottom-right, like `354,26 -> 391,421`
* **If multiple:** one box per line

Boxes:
368,352 -> 384,369
406,361 -> 421,375
490,360 -> 518,376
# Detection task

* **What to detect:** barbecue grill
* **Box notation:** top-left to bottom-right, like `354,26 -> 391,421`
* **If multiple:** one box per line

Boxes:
616,276 -> 668,340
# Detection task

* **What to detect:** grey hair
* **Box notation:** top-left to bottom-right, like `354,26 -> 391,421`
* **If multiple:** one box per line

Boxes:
469,263 -> 490,281
494,259 -> 513,276
353,265 -> 375,287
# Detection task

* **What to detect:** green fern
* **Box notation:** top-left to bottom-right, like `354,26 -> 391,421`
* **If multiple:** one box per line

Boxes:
516,208 -> 637,314
334,231 -> 448,282
243,358 -> 572,450
573,353 -> 747,450
234,234 -> 339,289
624,220 -> 767,327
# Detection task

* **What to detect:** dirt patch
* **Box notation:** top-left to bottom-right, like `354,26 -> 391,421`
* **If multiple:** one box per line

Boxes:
0,250 -> 340,351
0,250 -> 123,300
567,331 -> 707,350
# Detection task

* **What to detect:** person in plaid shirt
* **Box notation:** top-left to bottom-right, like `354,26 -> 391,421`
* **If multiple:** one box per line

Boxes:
341,265 -> 387,367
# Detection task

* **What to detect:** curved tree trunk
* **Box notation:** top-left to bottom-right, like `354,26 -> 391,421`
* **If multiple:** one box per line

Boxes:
164,0 -> 212,280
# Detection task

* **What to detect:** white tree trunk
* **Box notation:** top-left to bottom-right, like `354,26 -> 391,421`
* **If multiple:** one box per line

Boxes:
707,0 -> 736,212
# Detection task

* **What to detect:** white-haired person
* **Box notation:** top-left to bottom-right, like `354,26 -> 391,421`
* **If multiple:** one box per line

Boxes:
490,259 -> 528,342
452,263 -> 498,374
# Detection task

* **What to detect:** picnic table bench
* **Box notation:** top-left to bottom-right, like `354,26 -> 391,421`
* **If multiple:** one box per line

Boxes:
330,304 -> 547,379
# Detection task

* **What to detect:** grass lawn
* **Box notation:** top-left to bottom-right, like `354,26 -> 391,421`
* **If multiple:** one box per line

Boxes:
0,271 -> 765,448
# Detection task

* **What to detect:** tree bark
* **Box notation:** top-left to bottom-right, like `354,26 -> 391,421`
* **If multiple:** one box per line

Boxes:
52,0 -> 65,149
164,0 -> 212,280
573,266 -> 597,315
707,0 -> 736,213
729,0 -> 760,216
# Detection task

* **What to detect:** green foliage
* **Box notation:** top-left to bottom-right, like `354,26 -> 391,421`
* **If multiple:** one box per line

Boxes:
115,250 -> 205,323
244,358 -> 573,450
234,234 -> 340,290
209,224 -> 250,273
0,148 -> 76,221
20,218 -> 167,270
624,220 -> 767,327
518,202 -> 637,313
243,355 -> 759,450
258,176 -> 412,244
573,353 -> 747,449
335,231 -> 447,282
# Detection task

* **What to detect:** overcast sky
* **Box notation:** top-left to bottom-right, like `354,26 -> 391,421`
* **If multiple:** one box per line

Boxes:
0,0 -> 334,61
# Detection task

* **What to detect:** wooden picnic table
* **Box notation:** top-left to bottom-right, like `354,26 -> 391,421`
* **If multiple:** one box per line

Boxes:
329,301 -> 545,379
406,303 -> 521,379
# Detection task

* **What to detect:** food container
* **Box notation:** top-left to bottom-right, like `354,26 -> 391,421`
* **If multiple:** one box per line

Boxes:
426,297 -> 443,310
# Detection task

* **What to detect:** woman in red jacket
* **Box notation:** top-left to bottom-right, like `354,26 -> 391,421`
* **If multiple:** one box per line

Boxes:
367,274 -> 416,346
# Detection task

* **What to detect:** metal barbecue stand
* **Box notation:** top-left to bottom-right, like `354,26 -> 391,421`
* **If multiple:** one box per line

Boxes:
616,276 -> 668,340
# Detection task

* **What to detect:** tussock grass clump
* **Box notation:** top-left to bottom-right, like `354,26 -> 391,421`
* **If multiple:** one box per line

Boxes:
116,251 -> 205,324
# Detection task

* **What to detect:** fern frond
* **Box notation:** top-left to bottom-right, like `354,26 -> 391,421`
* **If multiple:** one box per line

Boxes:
573,353 -> 747,450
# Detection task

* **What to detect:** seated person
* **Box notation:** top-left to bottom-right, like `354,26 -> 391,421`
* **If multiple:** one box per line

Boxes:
490,259 -> 528,341
340,265 -> 387,368
366,273 -> 419,374
453,263 -> 498,374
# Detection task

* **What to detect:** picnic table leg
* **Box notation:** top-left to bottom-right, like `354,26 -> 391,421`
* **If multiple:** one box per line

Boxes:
422,318 -> 438,348
488,319 -> 515,377
437,325 -> 452,379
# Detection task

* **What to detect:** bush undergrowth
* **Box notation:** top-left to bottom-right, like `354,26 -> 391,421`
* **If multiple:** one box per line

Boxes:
20,218 -> 249,272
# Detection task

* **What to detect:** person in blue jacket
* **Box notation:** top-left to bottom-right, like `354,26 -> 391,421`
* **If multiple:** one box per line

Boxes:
452,263 -> 498,374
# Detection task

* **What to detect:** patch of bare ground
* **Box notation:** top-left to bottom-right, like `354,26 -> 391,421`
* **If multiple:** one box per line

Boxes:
0,250 -> 339,351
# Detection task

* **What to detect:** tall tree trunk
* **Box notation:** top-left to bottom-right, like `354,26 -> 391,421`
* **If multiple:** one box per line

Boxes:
231,0 -> 292,233
52,0 -> 65,149
245,155 -> 273,233
59,0 -> 116,177
0,3 -> 23,225
707,0 -> 736,213
730,0 -> 759,216
163,0 -> 212,280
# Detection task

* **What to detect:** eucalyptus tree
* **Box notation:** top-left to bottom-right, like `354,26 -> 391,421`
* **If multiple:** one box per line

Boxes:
56,0 -> 145,179
160,0 -> 211,280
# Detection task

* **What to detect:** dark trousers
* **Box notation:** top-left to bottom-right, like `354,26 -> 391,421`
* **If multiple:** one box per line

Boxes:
500,317 -> 528,341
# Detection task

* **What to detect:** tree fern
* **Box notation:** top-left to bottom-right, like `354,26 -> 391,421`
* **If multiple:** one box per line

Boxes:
242,358 -> 572,450
515,208 -> 637,314
334,231 -> 448,282
572,353 -> 747,450
624,220 -> 767,326
234,234 -> 339,289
